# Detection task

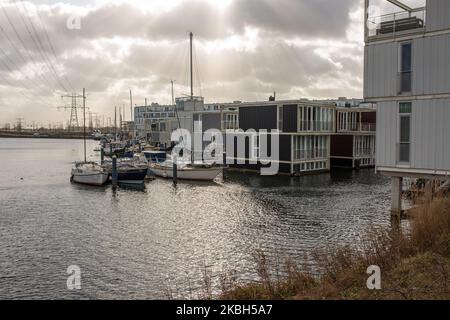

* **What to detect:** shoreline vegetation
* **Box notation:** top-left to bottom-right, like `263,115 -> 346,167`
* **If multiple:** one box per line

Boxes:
216,195 -> 450,300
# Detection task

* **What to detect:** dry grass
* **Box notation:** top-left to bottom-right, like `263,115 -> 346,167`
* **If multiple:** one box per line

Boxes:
220,195 -> 450,300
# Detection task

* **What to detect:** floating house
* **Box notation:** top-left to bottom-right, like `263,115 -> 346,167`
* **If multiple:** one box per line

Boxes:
331,106 -> 377,169
224,100 -> 336,175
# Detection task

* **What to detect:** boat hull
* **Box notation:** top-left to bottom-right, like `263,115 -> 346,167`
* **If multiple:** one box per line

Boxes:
149,166 -> 221,181
72,172 -> 109,186
116,168 -> 148,185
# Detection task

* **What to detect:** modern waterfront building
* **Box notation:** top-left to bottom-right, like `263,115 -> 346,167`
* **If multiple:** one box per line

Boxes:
364,0 -> 450,214
331,106 -> 377,169
225,100 -> 336,175
134,103 -> 176,146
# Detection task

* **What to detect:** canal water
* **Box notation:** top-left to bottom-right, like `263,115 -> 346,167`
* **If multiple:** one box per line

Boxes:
0,138 -> 391,299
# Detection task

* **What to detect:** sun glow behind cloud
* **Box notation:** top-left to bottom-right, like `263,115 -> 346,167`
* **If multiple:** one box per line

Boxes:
0,0 -> 364,125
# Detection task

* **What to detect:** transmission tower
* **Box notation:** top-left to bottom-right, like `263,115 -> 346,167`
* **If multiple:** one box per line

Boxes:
57,93 -> 88,131
16,118 -> 25,132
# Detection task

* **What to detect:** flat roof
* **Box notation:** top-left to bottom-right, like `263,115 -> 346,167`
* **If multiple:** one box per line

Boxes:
217,100 -> 336,108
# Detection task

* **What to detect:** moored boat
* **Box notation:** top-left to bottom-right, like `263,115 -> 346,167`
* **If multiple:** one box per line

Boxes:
149,161 -> 221,181
103,156 -> 149,185
71,162 -> 109,186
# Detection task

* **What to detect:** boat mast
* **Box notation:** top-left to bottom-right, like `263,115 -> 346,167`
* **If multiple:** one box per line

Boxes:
83,88 -> 86,163
190,32 -> 194,99
172,80 -> 182,130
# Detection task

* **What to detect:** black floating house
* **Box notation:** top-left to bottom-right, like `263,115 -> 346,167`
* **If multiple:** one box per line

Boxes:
218,100 -> 337,176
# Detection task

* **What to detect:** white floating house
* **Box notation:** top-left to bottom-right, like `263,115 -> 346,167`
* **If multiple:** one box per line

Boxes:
364,0 -> 450,214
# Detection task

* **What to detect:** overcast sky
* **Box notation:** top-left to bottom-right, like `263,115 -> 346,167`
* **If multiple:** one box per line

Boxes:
0,0 -> 368,126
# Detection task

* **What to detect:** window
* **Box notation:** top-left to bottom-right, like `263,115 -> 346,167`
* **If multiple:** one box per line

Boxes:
251,134 -> 259,159
278,106 -> 283,131
399,43 -> 412,93
398,102 -> 412,163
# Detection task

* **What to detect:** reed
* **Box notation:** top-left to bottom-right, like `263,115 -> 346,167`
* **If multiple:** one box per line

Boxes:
220,195 -> 450,300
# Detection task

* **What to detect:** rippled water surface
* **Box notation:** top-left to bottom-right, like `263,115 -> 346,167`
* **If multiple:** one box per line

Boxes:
0,138 -> 391,299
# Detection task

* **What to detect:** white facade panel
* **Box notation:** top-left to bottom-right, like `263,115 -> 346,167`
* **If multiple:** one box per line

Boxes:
412,99 -> 450,171
413,35 -> 450,95
364,43 -> 397,98
377,99 -> 450,172
427,0 -> 450,32
376,102 -> 397,168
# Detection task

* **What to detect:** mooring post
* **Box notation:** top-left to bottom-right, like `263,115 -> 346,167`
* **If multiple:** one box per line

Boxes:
391,176 -> 403,230
222,151 -> 227,181
100,148 -> 104,164
173,155 -> 178,186
112,155 -> 118,187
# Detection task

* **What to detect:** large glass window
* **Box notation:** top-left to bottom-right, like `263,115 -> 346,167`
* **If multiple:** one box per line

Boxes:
399,43 -> 412,93
398,102 -> 412,163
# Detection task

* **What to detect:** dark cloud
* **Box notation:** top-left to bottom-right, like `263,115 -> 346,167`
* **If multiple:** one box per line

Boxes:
0,0 -> 364,124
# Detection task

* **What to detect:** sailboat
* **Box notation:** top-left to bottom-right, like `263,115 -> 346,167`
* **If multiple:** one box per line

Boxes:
149,33 -> 222,182
71,88 -> 109,186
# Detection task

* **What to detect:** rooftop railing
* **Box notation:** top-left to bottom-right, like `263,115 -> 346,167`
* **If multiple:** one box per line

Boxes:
367,8 -> 426,39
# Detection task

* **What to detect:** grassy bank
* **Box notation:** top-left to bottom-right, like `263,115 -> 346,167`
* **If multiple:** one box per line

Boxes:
220,196 -> 450,300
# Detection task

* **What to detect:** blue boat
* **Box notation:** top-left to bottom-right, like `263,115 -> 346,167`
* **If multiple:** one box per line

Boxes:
143,151 -> 167,163
103,157 -> 149,186
116,168 -> 148,186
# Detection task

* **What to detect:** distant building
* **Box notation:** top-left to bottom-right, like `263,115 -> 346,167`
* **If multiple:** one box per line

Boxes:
134,103 -> 176,146
364,0 -> 450,214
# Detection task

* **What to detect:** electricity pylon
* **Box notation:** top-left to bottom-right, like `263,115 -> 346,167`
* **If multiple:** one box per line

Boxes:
57,93 -> 88,131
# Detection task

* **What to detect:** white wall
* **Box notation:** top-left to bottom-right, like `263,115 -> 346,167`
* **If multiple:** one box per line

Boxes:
376,98 -> 450,171
365,33 -> 450,98
427,0 -> 450,32
364,42 -> 398,98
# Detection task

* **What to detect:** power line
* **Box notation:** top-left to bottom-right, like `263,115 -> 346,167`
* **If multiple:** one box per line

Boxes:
0,45 -> 48,91
0,48 -> 57,107
0,65 -> 54,106
0,5 -> 55,89
12,1 -> 69,92
30,0 -> 76,92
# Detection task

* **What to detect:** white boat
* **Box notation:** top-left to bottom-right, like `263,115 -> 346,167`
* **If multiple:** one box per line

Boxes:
69,88 -> 109,187
71,162 -> 109,186
149,161 -> 222,181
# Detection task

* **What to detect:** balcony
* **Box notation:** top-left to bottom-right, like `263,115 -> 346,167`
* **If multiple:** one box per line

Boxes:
367,7 -> 426,40
298,121 -> 334,132
337,122 -> 376,133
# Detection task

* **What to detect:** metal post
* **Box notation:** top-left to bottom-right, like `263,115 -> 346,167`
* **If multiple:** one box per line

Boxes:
173,155 -> 178,185
222,151 -> 227,181
391,176 -> 403,215
101,148 -> 104,164
112,155 -> 118,187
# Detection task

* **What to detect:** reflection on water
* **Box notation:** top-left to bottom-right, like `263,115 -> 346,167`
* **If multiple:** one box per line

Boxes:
0,138 -> 391,299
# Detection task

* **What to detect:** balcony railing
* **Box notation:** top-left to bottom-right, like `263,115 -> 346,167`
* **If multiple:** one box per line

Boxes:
337,123 -> 376,133
299,121 -> 334,132
294,149 -> 328,161
355,148 -> 375,157
367,8 -> 426,39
